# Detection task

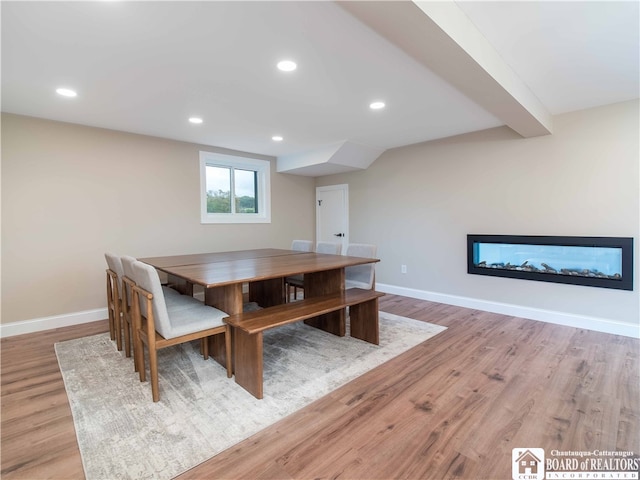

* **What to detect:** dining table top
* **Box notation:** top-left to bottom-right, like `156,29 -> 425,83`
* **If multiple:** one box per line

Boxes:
138,248 -> 304,268
140,248 -> 379,288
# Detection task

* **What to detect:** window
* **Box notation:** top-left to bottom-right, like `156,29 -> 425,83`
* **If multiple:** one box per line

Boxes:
200,151 -> 271,224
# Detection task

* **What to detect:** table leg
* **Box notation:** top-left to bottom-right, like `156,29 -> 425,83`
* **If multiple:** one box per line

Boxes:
167,274 -> 193,296
205,283 -> 243,369
249,278 -> 285,307
303,268 -> 346,337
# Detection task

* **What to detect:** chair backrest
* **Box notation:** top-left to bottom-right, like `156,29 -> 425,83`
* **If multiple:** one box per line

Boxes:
291,240 -> 314,252
105,252 -> 124,298
120,255 -> 137,304
345,243 -> 377,258
131,260 -> 172,339
345,243 -> 377,289
316,241 -> 342,255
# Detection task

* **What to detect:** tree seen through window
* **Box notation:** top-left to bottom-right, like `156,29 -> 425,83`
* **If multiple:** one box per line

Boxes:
206,166 -> 257,214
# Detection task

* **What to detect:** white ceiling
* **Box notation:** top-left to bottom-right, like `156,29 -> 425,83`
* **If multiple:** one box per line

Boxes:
2,1 -> 638,176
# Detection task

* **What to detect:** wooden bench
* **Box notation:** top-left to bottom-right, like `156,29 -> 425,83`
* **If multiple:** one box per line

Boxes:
224,288 -> 385,399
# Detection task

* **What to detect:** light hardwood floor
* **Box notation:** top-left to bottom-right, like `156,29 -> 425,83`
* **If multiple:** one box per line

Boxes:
2,294 -> 638,479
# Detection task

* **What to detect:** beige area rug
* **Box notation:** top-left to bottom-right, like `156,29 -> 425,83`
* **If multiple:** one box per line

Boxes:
55,312 -> 447,480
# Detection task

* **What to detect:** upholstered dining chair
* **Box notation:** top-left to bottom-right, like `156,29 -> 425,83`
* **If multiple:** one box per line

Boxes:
122,256 -> 191,372
120,255 -> 137,362
316,241 -> 342,255
105,252 -> 125,351
291,239 -> 313,252
345,243 -> 377,290
285,240 -> 314,302
130,260 -> 232,402
286,241 -> 342,302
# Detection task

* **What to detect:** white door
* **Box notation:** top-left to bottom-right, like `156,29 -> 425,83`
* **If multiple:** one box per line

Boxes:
316,184 -> 349,252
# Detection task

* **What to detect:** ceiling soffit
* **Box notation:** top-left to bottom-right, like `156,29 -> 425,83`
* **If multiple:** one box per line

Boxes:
337,1 -> 553,138
282,1 -> 554,176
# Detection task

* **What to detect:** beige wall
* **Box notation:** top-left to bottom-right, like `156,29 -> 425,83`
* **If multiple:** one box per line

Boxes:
1,114 -> 316,324
3,101 -> 638,329
317,100 -> 639,325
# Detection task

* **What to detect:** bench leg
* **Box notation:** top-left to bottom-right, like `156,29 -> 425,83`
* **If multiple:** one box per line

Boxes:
233,328 -> 264,399
349,298 -> 379,345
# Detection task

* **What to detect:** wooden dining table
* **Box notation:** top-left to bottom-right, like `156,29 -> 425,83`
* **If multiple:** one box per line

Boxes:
139,248 -> 380,368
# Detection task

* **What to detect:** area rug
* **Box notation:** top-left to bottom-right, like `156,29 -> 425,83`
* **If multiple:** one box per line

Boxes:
55,312 -> 446,480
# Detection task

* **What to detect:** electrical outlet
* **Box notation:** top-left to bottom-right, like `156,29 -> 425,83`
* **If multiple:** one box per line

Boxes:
401,264 -> 407,274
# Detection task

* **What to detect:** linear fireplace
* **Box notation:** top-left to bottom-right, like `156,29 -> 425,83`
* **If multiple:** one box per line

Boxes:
467,235 -> 633,290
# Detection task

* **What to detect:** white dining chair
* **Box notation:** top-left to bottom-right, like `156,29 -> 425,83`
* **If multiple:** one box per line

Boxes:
122,256 -> 199,372
285,240 -> 314,301
286,241 -> 342,301
130,260 -> 232,402
345,243 -> 377,290
316,241 -> 342,255
105,252 -> 125,351
120,255 -> 138,362
291,239 -> 314,252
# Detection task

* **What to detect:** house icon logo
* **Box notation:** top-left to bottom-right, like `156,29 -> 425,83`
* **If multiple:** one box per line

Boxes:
512,448 -> 545,480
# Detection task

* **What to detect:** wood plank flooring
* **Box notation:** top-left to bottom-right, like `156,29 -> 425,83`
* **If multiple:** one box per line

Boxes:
1,295 -> 638,479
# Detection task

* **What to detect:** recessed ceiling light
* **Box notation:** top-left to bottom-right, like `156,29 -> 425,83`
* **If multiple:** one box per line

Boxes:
369,101 -> 385,110
277,60 -> 297,72
272,135 -> 284,142
188,117 -> 203,124
56,87 -> 77,97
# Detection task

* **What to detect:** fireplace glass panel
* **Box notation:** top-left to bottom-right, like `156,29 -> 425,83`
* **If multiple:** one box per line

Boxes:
467,235 -> 633,290
474,243 -> 622,279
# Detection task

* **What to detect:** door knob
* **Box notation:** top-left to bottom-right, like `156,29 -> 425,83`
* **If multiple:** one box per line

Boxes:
334,233 -> 344,237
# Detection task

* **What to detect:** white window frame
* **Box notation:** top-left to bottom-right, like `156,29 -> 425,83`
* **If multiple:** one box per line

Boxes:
199,151 -> 271,224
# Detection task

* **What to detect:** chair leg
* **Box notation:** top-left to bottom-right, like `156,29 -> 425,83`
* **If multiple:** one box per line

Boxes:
136,337 -> 146,381
224,327 -> 232,378
201,338 -> 209,360
131,303 -> 142,373
123,315 -> 132,358
108,305 -> 117,342
107,277 -> 116,341
149,346 -> 160,402
108,308 -> 115,341
114,305 -> 123,352
132,328 -> 141,373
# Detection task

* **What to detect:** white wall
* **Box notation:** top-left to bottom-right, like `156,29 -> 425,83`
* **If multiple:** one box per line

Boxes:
317,101 -> 639,335
1,114 -> 316,327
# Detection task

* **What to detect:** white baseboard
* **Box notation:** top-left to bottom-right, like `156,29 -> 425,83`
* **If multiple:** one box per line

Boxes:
0,308 -> 108,338
2,287 -> 637,339
376,283 -> 640,339
0,288 -> 208,338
